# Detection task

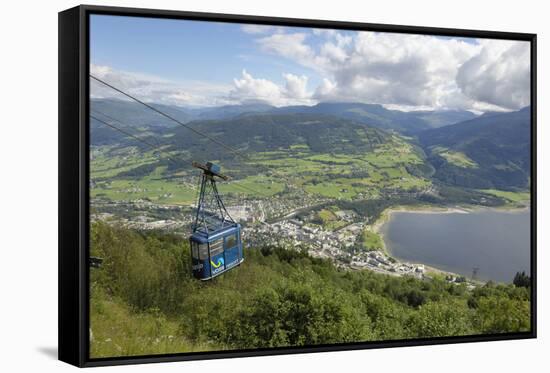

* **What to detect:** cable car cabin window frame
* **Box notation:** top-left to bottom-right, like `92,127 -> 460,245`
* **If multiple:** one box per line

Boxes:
209,238 -> 224,257
198,242 -> 209,260
191,241 -> 199,261
224,233 -> 237,250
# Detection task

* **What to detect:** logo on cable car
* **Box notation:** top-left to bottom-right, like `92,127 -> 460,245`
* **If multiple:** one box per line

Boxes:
210,257 -> 225,274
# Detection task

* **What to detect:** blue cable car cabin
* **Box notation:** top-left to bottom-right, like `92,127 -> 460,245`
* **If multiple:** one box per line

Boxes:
189,161 -> 244,280
190,223 -> 244,280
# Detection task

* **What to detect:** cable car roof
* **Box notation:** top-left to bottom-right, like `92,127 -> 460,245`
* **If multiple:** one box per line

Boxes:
190,223 -> 241,243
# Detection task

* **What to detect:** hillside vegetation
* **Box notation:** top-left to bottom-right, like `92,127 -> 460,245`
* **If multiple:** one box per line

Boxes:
419,107 -> 531,189
90,222 -> 531,358
90,102 -> 531,210
90,115 -> 433,204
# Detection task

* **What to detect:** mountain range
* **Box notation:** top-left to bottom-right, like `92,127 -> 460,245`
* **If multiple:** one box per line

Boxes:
90,98 -> 531,190
91,99 -> 477,134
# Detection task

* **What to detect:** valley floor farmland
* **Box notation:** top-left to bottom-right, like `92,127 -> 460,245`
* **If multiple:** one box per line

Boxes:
91,133 -> 433,206
90,127 -> 528,282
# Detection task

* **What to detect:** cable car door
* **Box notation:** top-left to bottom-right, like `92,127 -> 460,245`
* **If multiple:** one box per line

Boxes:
209,238 -> 225,277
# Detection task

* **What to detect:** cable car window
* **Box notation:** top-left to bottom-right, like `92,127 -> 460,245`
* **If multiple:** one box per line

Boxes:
198,243 -> 208,260
210,239 -> 223,256
224,234 -> 237,249
191,242 -> 199,260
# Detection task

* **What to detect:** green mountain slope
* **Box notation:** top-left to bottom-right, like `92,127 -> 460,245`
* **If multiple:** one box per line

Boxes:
90,99 -> 477,135
195,103 -> 274,120
418,107 -> 531,189
90,112 -> 434,203
169,113 -> 390,155
271,102 -> 477,134
91,112 -> 396,178
91,98 -> 193,128
91,111 -> 390,152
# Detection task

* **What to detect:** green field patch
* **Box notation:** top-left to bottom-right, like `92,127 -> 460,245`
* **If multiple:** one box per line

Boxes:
381,167 -> 407,179
305,154 -> 357,165
305,182 -> 358,199
146,166 -> 168,179
441,151 -> 478,168
430,146 -> 478,169
481,189 -> 530,203
92,160 -> 159,179
289,144 -> 310,151
219,175 -> 285,197
365,170 -> 384,183
312,209 -> 349,231
390,177 -> 431,191
91,131 -> 433,206
249,150 -> 292,159
91,178 -> 196,204
361,229 -> 384,251
363,147 -> 422,168
253,157 -> 326,174
317,209 -> 336,223
91,147 -> 180,179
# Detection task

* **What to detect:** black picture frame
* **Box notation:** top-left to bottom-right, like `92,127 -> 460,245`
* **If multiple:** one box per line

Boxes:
59,4 -> 537,367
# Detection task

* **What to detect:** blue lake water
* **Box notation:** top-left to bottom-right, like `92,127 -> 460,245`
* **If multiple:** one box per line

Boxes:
380,209 -> 531,283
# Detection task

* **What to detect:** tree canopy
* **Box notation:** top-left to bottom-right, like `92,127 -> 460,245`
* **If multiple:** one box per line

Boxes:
90,222 -> 531,358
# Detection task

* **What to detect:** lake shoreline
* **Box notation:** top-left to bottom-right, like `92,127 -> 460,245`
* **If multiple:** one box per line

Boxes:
368,203 -> 530,282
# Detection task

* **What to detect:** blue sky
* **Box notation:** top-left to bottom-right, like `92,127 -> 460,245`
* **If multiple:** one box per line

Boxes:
91,15 -> 322,89
90,14 -> 530,112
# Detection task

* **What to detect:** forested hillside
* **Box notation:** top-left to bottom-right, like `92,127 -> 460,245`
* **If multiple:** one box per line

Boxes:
271,102 -> 476,133
90,222 -> 531,358
90,98 -> 477,134
418,107 -> 531,189
90,100 -> 531,195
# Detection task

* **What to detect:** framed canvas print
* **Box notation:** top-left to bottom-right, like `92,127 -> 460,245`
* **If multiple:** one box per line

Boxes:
58,4 -> 537,367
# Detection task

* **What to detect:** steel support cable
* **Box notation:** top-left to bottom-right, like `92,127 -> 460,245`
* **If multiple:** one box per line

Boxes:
92,109 -> 164,148
91,114 -> 269,197
90,76 -> 277,198
91,75 -> 249,160
90,113 -> 182,168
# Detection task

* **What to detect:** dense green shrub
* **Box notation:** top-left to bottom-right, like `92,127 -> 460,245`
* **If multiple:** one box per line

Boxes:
89,222 -> 531,357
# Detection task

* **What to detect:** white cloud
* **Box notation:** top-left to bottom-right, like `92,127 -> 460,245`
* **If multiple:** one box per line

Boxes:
283,73 -> 309,99
320,42 -> 348,63
312,29 -> 352,46
257,33 -> 320,70
90,64 -> 315,108
255,30 -> 530,111
90,64 -> 233,107
456,40 -> 530,110
230,69 -> 282,102
314,78 -> 337,98
228,70 -> 314,106
91,31 -> 530,112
